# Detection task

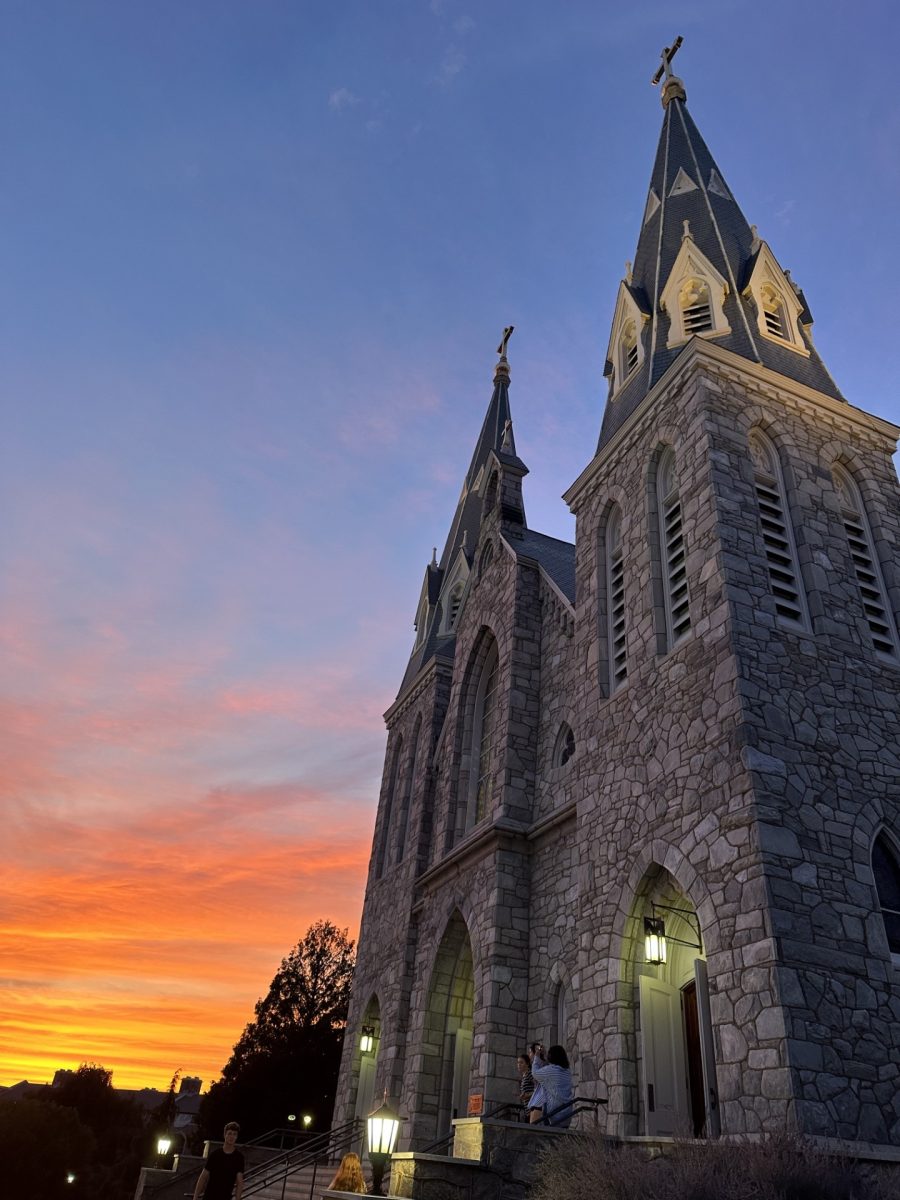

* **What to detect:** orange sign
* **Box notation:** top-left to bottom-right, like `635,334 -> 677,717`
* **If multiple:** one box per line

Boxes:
467,1093 -> 484,1116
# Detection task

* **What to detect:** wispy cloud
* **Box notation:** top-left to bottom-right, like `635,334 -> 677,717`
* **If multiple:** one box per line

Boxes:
435,45 -> 467,87
328,87 -> 361,112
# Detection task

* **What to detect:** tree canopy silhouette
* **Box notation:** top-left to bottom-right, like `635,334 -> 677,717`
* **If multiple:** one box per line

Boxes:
201,920 -> 356,1139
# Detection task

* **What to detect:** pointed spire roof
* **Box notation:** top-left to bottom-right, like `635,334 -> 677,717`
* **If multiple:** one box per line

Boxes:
396,330 -> 522,696
598,47 -> 843,449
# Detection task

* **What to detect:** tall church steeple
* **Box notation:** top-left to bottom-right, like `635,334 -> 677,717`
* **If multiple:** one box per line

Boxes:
401,329 -> 526,696
599,40 -> 843,450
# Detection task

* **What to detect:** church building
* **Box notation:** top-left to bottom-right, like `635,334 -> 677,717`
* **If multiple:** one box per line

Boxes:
333,48 -> 900,1151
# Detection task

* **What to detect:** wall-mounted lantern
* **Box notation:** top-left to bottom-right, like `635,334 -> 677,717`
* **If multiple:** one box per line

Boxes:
360,1024 -> 376,1054
644,916 -> 667,965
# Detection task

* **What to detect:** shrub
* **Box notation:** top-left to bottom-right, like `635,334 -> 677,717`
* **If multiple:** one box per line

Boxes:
530,1131 -> 900,1200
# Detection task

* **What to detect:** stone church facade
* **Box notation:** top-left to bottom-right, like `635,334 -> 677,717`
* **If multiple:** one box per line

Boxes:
333,61 -> 900,1151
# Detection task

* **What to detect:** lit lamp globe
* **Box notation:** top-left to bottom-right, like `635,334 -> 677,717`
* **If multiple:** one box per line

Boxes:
366,1098 -> 401,1197
302,1114 -> 312,1129
157,1136 -> 172,1157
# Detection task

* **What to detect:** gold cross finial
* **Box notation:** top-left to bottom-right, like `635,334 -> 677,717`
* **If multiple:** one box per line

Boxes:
651,36 -> 683,86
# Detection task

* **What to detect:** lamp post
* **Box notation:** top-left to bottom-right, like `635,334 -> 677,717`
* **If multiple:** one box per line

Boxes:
366,1097 -> 400,1197
302,1114 -> 312,1129
156,1135 -> 172,1169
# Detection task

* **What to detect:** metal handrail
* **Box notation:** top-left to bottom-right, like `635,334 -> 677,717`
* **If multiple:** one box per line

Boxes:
419,1094 -> 607,1155
147,1118 -> 363,1200
240,1117 -> 365,1198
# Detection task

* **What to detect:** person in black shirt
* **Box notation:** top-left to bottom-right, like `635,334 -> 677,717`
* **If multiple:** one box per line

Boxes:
193,1121 -> 245,1200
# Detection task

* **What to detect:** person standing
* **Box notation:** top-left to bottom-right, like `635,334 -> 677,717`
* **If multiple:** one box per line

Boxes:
517,1052 -> 535,1119
531,1045 -> 574,1127
193,1121 -> 245,1200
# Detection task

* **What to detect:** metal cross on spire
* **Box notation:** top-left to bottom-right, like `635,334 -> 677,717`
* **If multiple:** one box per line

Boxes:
497,325 -> 514,358
651,35 -> 683,86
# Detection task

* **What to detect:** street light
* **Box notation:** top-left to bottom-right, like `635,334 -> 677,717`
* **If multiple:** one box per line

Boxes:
66,1173 -> 76,1185
366,1096 -> 400,1197
302,1114 -> 312,1129
287,1113 -> 297,1122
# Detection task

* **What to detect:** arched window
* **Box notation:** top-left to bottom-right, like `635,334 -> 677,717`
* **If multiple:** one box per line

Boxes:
376,734 -> 403,877
872,833 -> 900,956
760,283 -> 789,342
619,319 -> 639,380
606,505 -> 627,689
467,641 -> 500,829
656,448 -> 691,648
680,278 -> 712,335
448,583 -> 464,631
748,430 -> 807,629
394,718 -> 421,865
478,540 -> 494,579
832,466 -> 898,658
553,723 -> 575,768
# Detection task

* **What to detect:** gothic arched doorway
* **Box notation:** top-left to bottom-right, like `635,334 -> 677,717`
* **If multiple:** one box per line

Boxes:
419,911 -> 475,1144
629,868 -> 719,1138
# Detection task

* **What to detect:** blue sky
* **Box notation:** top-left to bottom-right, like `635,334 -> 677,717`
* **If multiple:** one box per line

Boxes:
2,0 -> 899,1088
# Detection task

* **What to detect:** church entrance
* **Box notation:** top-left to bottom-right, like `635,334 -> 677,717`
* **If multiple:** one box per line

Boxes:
353,996 -> 381,1126
635,878 -> 719,1138
421,912 -> 476,1145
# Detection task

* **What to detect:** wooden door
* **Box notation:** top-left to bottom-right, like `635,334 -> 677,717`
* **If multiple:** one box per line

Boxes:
639,974 -> 689,1135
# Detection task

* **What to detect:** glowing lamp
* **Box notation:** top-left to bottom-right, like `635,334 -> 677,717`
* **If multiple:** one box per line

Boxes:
366,1096 -> 401,1197
644,916 -> 667,965
287,1113 -> 296,1122
66,1174 -> 76,1185
157,1136 -> 172,1157
302,1114 -> 312,1128
360,1024 -> 375,1054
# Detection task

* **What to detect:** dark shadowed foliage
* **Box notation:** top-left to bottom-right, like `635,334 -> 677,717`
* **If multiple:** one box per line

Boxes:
200,920 -> 356,1140
531,1132 -> 900,1200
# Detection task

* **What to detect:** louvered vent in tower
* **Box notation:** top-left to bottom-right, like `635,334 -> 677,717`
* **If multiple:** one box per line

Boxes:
606,508 -> 627,687
658,450 -> 691,645
749,432 -> 805,626
833,467 -> 898,657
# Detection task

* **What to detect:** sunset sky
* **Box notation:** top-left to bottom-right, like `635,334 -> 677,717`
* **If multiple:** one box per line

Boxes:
3,2 -> 900,1093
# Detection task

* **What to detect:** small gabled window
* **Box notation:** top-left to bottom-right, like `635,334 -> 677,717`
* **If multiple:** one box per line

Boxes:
833,466 -> 898,658
680,278 -> 713,335
749,431 -> 807,629
448,582 -> 464,631
656,449 -> 691,648
761,284 -> 789,341
620,320 -> 639,379
553,723 -> 576,768
606,506 -> 627,690
872,833 -> 900,956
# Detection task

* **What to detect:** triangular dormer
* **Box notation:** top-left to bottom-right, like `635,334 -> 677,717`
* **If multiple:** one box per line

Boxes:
742,241 -> 810,357
605,280 -> 651,396
659,226 -> 731,349
437,546 -> 472,636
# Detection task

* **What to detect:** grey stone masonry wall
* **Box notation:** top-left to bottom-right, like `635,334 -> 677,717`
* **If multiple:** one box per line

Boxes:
335,337 -> 900,1155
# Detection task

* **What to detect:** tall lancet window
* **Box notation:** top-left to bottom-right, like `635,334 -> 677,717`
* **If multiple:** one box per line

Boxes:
394,717 -> 421,865
832,466 -> 898,658
656,449 -> 691,648
872,833 -> 900,956
376,734 -> 403,878
606,506 -> 627,689
468,640 -> 500,829
680,278 -> 713,335
749,431 -> 807,629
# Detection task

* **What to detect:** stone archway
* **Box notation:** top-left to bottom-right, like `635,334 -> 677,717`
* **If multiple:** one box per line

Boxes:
417,911 -> 476,1144
623,865 -> 719,1139
353,994 -> 382,1125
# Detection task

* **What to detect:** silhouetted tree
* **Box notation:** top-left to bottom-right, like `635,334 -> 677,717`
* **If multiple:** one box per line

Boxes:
45,1063 -> 150,1199
201,920 -> 355,1139
0,1099 -> 94,1200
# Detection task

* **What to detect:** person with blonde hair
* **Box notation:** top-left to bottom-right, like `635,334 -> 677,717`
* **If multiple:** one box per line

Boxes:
327,1151 -> 367,1194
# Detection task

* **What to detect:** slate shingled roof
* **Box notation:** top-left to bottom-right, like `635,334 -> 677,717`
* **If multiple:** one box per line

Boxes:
514,529 -> 576,604
598,82 -> 844,451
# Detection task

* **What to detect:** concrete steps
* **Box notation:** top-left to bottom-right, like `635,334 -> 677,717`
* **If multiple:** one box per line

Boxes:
248,1160 -> 338,1200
